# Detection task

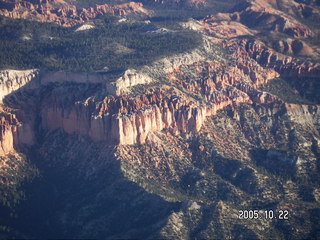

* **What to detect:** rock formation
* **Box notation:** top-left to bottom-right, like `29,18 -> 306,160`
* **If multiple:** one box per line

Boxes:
204,0 -> 317,38
140,0 -> 207,8
0,107 -> 18,155
38,37 -> 281,145
0,0 -> 152,26
2,14 -> 319,146
200,17 -> 320,78
0,105 -> 34,155
0,69 -> 39,102
106,69 -> 154,95
242,39 -> 320,77
0,0 -> 319,148
0,1 -> 319,239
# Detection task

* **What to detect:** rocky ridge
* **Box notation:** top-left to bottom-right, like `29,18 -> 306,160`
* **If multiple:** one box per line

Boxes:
1,16 -> 319,146
142,0 -> 206,8
0,0 -> 320,239
37,36 -> 281,145
205,0 -> 319,38
0,69 -> 39,102
0,106 -> 19,156
0,0 -> 152,26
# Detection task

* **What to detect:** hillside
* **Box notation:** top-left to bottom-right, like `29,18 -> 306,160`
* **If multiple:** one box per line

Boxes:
0,0 -> 319,239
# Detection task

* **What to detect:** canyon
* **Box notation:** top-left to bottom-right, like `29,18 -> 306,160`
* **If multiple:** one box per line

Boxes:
0,0 -> 319,239
0,0 -> 152,26
1,28 -> 319,147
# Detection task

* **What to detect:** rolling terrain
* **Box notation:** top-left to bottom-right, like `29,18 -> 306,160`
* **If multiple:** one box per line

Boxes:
0,0 -> 319,239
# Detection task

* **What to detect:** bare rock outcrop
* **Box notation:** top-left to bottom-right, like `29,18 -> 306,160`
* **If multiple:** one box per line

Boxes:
40,90 -> 207,145
0,69 -> 39,102
242,39 -> 320,77
106,69 -> 154,96
39,35 -> 280,145
0,6 -> 319,147
272,39 -> 316,57
205,0 -> 316,38
0,0 -> 152,26
140,0 -> 206,8
199,16 -> 320,78
0,108 -> 18,155
0,106 -> 34,155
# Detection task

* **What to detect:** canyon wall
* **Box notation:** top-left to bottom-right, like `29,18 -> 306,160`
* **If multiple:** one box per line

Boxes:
242,39 -> 320,77
1,2 -> 319,146
0,109 -> 18,156
0,106 -> 34,155
0,0 -> 152,26
38,33 -> 319,145
3,33 -> 317,146
0,69 -> 39,102
39,40 -> 280,145
40,89 -> 250,145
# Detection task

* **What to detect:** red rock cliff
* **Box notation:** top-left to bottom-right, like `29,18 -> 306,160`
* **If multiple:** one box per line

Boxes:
0,0 -> 152,26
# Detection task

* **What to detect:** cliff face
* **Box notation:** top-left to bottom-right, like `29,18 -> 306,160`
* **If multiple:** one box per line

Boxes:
0,69 -> 39,102
0,0 -> 152,26
0,0 -> 319,148
40,89 -> 205,145
3,25 -> 318,146
0,106 -> 34,155
37,50 -> 318,146
243,39 -> 320,77
200,15 -> 320,78
106,69 -> 154,96
0,107 -> 18,155
0,1 -> 320,239
0,70 -> 38,153
37,34 -> 281,145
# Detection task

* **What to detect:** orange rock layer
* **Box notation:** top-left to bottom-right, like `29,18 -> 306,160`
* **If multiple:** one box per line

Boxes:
0,0 -> 151,26
39,40 -> 280,145
0,107 -> 33,155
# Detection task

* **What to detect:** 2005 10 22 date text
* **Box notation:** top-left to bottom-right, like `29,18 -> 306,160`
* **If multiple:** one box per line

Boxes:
238,210 -> 289,220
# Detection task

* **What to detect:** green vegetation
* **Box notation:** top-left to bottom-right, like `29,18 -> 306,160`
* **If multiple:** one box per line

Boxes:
0,155 -> 38,209
0,15 -> 201,72
146,0 -> 244,21
284,77 -> 320,104
0,154 -> 38,238
251,148 -> 297,178
259,78 -> 316,104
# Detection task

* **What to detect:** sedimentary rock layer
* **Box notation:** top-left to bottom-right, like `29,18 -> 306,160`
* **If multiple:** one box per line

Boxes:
0,106 -> 33,155
0,69 -> 39,102
0,0 -> 152,26
0,1 -> 319,147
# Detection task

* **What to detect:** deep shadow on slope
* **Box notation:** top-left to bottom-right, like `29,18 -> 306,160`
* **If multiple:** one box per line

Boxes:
11,130 -> 179,239
259,77 -> 320,105
0,71 -> 180,238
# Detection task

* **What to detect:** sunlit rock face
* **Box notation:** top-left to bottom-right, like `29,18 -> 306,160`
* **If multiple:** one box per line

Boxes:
38,38 -> 281,145
0,0 -> 152,26
0,0 -> 319,239
2,17 -> 318,146
0,106 -> 34,156
0,69 -> 39,102
203,0 -> 317,38
0,109 -> 18,156
0,0 -> 319,147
